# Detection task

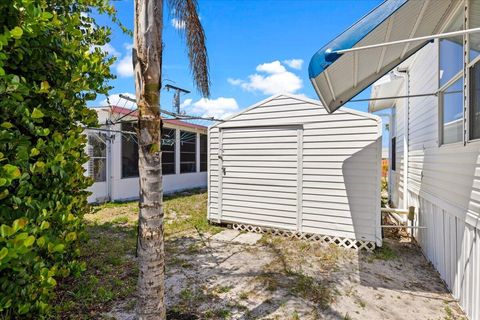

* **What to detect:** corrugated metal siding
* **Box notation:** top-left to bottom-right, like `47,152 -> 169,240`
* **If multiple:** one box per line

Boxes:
208,94 -> 382,244
392,41 -> 480,319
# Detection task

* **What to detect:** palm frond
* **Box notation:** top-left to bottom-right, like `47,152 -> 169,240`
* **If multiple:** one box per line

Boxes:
168,0 -> 210,97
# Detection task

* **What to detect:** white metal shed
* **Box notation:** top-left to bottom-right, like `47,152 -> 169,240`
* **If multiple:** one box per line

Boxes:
208,94 -> 382,248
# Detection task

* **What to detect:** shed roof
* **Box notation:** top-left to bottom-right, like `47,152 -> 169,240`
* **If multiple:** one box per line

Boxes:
210,93 -> 380,129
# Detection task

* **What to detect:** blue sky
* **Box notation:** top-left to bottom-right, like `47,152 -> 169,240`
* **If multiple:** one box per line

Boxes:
93,0 -> 388,144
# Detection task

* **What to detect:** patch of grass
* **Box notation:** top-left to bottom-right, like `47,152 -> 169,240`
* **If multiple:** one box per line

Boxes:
372,244 -> 397,261
213,308 -> 231,319
289,273 -> 337,309
52,223 -> 138,318
112,216 -> 130,225
214,285 -> 233,294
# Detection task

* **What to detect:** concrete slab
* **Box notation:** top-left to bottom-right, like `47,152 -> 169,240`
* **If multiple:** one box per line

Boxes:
210,229 -> 240,242
232,232 -> 263,245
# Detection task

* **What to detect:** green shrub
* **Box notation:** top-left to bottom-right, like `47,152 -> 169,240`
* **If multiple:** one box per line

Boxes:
0,0 -> 116,317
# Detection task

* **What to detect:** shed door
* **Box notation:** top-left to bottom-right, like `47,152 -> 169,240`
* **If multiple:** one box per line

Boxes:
219,126 -> 301,231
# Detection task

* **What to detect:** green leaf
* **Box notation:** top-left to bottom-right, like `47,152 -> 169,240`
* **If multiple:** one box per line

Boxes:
18,303 -> 30,314
30,148 -> 40,157
40,221 -> 50,230
12,218 -> 28,231
0,225 -> 14,237
46,277 -> 56,286
3,164 -> 21,179
65,232 -> 77,242
24,236 -> 35,247
31,108 -> 44,119
0,247 -> 8,261
42,12 -> 53,19
10,27 -> 23,39
0,67 -> 4,76
36,236 -> 45,247
0,189 -> 8,200
1,122 -> 13,129
40,81 -> 50,92
53,244 -> 64,253
0,178 -> 7,186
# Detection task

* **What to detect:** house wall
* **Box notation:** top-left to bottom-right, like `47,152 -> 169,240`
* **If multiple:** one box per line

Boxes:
208,94 -> 382,245
391,41 -> 480,320
87,121 -> 207,203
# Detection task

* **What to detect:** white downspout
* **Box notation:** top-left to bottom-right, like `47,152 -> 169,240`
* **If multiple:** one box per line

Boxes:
376,113 -> 392,198
393,68 -> 409,210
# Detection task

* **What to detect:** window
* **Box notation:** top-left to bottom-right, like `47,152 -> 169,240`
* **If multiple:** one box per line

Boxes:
180,131 -> 196,173
439,8 -> 463,87
88,133 -> 107,182
470,61 -> 480,140
441,78 -> 463,144
162,128 -> 176,175
438,7 -> 464,145
200,134 -> 207,172
469,0 -> 480,61
121,122 -> 139,178
391,137 -> 396,171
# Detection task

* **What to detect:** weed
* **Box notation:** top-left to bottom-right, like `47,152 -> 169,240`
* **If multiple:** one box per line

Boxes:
444,305 -> 453,320
291,311 -> 300,320
239,291 -> 249,300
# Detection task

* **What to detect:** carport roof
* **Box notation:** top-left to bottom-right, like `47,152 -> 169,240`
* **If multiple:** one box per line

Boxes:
308,0 -> 457,113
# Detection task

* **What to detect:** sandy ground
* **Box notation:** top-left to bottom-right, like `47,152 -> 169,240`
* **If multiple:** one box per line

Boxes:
106,228 -> 465,320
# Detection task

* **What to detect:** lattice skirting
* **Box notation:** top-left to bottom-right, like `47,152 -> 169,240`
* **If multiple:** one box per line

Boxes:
230,223 -> 376,251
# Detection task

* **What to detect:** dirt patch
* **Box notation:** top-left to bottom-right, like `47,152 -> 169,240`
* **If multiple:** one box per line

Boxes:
55,190 -> 466,319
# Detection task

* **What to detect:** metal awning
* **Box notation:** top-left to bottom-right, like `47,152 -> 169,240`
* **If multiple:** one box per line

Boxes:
308,0 -> 458,113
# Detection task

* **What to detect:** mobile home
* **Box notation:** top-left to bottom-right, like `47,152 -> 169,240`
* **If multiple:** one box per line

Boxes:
208,94 -> 382,249
86,106 -> 208,203
308,0 -> 480,318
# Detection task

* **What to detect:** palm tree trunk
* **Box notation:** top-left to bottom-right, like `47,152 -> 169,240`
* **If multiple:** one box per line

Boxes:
133,0 -> 165,319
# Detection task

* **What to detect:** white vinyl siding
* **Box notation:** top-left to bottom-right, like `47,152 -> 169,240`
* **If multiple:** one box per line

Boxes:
389,41 -> 480,320
208,94 -> 382,244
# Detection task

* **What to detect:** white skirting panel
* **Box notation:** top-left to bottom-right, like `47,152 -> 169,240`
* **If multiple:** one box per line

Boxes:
408,190 -> 479,320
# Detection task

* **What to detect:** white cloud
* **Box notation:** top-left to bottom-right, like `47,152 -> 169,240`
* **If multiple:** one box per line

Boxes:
227,78 -> 243,86
171,18 -> 185,29
229,60 -> 303,95
256,61 -> 286,74
101,92 -> 136,108
181,98 -> 193,108
283,59 -> 304,70
123,42 -> 134,50
116,55 -> 134,77
185,97 -> 239,119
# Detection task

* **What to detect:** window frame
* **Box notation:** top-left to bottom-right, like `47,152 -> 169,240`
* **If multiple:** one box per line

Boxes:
121,122 -> 140,179
438,71 -> 464,146
161,127 -> 176,175
466,53 -> 480,143
199,133 -> 208,172
179,130 -> 197,174
436,0 -> 480,146
87,132 -> 107,182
